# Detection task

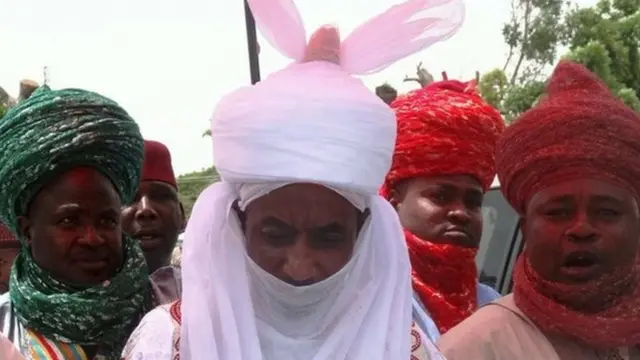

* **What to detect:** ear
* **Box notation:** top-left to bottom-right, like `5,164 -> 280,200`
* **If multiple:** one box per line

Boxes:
178,202 -> 187,232
17,216 -> 32,245
388,187 -> 404,210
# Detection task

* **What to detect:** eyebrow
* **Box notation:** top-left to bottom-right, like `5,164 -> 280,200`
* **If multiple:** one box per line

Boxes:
310,222 -> 346,232
590,195 -> 624,205
432,183 -> 457,191
56,204 -> 119,217
544,195 -> 575,204
260,216 -> 294,229
259,218 -> 347,232
56,204 -> 81,212
428,183 -> 483,196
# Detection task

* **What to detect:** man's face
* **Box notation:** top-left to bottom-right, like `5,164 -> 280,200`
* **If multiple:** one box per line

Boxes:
523,178 -> 640,285
121,181 -> 184,272
18,167 -> 124,286
0,244 -> 20,292
243,184 -> 362,286
392,175 -> 484,247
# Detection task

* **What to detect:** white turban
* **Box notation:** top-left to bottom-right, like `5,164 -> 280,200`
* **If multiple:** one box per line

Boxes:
180,0 -> 465,359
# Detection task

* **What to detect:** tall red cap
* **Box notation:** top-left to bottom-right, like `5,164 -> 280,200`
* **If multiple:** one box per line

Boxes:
142,140 -> 177,188
382,79 -> 505,196
496,60 -> 640,214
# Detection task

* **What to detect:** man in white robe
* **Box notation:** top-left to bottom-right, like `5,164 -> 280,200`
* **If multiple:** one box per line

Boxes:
121,0 -> 465,358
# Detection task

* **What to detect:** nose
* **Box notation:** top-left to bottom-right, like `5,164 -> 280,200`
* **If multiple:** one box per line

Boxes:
447,201 -> 472,224
566,211 -> 597,243
134,196 -> 159,222
77,225 -> 106,246
282,238 -> 316,283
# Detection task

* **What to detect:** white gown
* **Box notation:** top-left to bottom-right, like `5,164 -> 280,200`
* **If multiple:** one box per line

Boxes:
121,301 -> 447,360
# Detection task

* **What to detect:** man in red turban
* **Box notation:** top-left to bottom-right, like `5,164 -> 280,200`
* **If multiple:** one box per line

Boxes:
0,223 -> 19,293
438,61 -> 640,359
122,140 -> 184,304
382,79 -> 505,340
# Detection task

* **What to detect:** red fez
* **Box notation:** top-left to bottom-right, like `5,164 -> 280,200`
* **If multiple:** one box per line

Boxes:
496,61 -> 640,214
0,222 -> 18,244
382,80 -> 505,195
142,140 -> 177,188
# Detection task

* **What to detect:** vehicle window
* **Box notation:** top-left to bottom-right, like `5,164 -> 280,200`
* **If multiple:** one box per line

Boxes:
475,188 -> 519,290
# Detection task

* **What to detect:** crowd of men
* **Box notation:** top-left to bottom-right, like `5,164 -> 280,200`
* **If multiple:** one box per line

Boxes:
0,0 -> 639,359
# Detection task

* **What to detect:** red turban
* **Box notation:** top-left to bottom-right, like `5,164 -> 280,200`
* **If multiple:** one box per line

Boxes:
382,80 -> 505,194
142,140 -> 177,188
495,61 -> 640,215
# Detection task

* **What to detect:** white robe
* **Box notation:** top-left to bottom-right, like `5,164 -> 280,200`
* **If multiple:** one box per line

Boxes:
121,301 -> 447,360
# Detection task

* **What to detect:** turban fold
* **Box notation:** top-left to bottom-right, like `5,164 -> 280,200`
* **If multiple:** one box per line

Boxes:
212,60 -> 395,195
496,60 -> 640,214
383,80 -> 505,193
142,140 -> 177,188
0,86 -> 143,235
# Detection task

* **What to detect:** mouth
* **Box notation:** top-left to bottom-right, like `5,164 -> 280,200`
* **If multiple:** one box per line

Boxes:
561,251 -> 601,280
444,228 -> 469,238
74,258 -> 109,271
442,227 -> 477,246
134,232 -> 163,250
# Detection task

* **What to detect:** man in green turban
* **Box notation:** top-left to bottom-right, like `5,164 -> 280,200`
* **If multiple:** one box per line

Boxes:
0,86 -> 151,360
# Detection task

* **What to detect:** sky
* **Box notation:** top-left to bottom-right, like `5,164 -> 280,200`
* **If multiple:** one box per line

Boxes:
0,0 -> 597,175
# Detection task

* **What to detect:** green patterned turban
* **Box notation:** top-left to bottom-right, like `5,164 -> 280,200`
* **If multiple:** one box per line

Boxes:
0,85 -> 143,236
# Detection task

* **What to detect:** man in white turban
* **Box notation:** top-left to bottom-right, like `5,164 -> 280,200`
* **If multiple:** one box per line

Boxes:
121,0 -> 465,359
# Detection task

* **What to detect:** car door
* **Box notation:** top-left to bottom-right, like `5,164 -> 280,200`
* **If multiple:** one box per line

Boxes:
476,184 -> 523,295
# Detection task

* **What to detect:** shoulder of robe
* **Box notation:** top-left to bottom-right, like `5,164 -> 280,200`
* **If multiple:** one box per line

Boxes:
121,302 -> 177,360
436,298 -> 531,360
411,321 -> 447,360
0,293 -> 9,308
0,293 -> 12,332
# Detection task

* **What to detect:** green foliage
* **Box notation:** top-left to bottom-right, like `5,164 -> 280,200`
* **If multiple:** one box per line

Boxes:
501,0 -> 568,84
478,0 -> 640,121
477,69 -> 509,110
0,103 -> 6,119
177,167 -> 219,219
562,0 -> 640,110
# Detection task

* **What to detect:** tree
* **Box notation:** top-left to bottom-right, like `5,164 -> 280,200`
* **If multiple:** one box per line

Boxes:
476,0 -> 569,122
403,62 -> 435,88
561,0 -> 640,110
502,0 -> 568,85
177,167 -> 219,219
478,0 -> 640,122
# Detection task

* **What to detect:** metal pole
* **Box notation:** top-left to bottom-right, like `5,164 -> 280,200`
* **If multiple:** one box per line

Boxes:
243,0 -> 261,84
